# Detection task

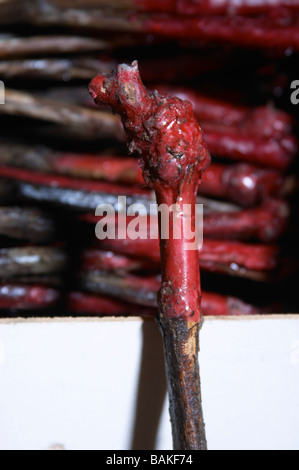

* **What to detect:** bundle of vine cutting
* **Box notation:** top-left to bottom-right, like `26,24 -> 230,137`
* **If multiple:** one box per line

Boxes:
0,0 -> 298,318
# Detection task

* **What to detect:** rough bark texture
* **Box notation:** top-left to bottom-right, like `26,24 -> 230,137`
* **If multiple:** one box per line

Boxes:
158,317 -> 207,450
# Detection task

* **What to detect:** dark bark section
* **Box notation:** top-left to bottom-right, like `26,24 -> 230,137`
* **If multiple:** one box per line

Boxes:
157,315 -> 207,451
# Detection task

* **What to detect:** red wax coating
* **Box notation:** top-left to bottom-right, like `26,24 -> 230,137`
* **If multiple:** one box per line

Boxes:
78,249 -> 261,315
84,197 -> 289,242
3,143 -> 288,205
203,199 -> 290,242
52,153 -> 289,207
156,86 -> 294,139
67,291 -> 156,317
0,284 -> 60,310
137,0 -> 299,16
52,153 -> 144,184
239,106 -> 294,141
201,163 -> 289,207
67,291 -> 259,317
96,237 -> 279,273
0,165 -> 148,197
201,292 -> 260,316
89,61 -> 210,322
52,157 -> 292,207
81,248 -> 157,273
203,129 -> 296,171
156,85 -> 247,127
142,13 -> 299,51
89,62 -> 210,200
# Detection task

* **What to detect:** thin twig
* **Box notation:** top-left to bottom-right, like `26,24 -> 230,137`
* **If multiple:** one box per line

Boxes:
1,89 -> 123,141
0,35 -> 117,59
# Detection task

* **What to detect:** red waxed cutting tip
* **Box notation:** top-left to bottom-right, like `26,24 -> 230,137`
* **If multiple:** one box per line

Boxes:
89,61 -> 210,193
89,61 -> 211,322
89,61 -> 152,116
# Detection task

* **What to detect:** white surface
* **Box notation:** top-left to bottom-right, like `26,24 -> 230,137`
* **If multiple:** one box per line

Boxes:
0,316 -> 298,450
